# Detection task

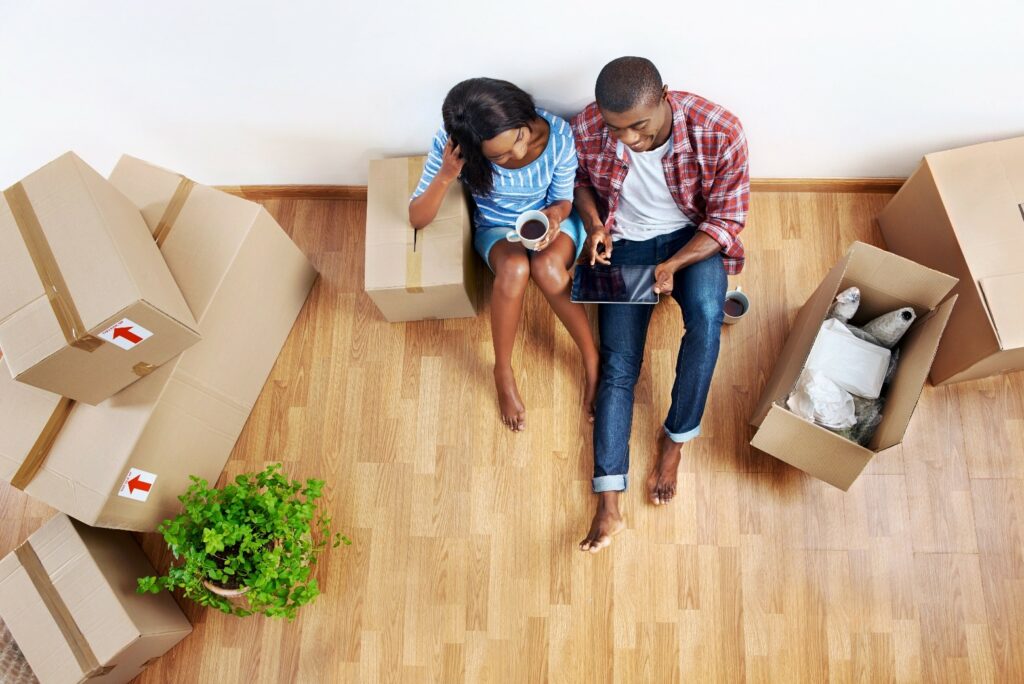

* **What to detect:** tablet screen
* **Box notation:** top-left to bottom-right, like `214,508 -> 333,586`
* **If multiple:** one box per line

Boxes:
571,264 -> 658,304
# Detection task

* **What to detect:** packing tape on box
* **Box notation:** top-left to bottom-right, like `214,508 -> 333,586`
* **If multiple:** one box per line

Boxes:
2,184 -> 103,352
153,176 -> 195,247
9,396 -> 75,491
13,542 -> 108,679
133,362 -> 157,377
405,158 -> 424,294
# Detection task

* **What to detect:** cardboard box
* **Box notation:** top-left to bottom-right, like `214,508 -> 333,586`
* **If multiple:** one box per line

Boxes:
0,514 -> 192,684
878,136 -> 1024,385
0,153 -> 200,404
749,242 -> 958,490
0,157 -> 317,530
365,156 -> 478,322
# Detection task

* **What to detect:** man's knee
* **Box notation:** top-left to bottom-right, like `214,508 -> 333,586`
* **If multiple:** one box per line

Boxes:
601,350 -> 643,389
684,296 -> 725,336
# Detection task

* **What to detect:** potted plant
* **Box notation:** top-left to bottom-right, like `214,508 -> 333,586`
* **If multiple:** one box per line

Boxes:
137,463 -> 348,619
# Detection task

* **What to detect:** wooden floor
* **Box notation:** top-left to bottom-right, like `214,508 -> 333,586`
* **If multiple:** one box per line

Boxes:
2,191 -> 1023,683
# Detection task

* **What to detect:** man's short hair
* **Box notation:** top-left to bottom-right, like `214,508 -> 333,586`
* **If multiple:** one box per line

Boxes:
595,57 -> 664,113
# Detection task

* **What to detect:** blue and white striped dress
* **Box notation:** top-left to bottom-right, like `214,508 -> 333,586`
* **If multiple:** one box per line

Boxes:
412,108 -> 578,229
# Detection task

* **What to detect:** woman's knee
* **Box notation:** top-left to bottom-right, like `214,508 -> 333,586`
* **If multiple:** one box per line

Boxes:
528,251 -> 569,294
493,253 -> 530,295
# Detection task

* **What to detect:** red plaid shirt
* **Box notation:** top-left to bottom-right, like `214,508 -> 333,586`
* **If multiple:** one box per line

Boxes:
571,91 -> 749,274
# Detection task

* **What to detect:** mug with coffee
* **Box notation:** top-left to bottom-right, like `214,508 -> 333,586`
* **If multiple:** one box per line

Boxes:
507,210 -> 550,250
723,286 -> 750,325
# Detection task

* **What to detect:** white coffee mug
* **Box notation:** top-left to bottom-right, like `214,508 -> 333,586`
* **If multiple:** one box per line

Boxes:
723,286 -> 750,325
506,210 -> 550,251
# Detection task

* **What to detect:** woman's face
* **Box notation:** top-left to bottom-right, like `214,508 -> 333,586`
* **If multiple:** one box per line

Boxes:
480,125 -> 531,166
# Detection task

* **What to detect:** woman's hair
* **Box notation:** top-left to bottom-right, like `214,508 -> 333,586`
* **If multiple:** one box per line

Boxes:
442,78 -> 536,196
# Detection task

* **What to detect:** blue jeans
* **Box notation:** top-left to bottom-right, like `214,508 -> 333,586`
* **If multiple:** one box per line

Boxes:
592,227 -> 727,492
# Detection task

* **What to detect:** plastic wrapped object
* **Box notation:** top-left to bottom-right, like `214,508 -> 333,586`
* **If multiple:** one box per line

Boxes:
862,307 -> 916,348
804,319 -> 892,399
884,347 -> 901,386
835,395 -> 885,446
827,286 -> 861,323
787,369 -> 857,429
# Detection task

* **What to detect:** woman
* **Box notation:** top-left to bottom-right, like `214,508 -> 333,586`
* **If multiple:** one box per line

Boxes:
409,78 -> 598,432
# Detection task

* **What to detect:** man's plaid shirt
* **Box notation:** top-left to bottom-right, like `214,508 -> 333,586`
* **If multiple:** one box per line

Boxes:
571,91 -> 749,274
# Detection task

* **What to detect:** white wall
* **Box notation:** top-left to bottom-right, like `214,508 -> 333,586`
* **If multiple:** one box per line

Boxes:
2,1 -> 1022,187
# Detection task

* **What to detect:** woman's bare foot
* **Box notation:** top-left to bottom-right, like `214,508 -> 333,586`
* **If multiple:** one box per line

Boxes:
583,356 -> 600,424
494,365 -> 526,432
646,430 -> 683,505
579,492 -> 625,553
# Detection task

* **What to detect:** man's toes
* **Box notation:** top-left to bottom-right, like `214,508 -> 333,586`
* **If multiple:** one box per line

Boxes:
588,535 -> 610,553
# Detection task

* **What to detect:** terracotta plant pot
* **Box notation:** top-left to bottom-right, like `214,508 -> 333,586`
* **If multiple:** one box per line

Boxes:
202,579 -> 251,611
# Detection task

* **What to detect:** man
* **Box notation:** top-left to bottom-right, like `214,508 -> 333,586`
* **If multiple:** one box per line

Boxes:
572,57 -> 749,553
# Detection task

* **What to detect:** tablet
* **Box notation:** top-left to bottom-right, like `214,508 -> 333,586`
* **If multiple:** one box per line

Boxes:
571,264 -> 659,304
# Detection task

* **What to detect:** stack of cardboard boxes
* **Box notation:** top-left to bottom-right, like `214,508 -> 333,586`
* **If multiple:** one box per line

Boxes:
0,152 -> 318,683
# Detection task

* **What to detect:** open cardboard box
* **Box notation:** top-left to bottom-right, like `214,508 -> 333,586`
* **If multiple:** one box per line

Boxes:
879,135 -> 1024,384
749,242 -> 958,490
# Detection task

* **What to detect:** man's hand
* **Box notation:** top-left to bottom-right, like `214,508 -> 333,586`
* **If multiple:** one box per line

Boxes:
533,207 -> 563,251
584,227 -> 613,266
437,138 -> 464,183
653,259 -> 679,295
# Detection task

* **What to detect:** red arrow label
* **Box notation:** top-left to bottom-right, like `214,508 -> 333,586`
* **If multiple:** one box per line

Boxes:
112,326 -> 142,344
127,475 -> 151,494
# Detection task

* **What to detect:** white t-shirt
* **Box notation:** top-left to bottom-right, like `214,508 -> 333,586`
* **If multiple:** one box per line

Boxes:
613,135 -> 694,242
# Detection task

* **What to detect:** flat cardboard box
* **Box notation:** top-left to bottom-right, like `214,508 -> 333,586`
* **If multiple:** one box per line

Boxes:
0,157 -> 317,531
0,514 -> 191,684
878,136 -> 1024,384
365,156 -> 478,322
749,242 -> 958,490
0,153 -> 200,404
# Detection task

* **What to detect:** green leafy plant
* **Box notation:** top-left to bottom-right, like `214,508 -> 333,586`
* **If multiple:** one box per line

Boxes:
138,463 -> 349,619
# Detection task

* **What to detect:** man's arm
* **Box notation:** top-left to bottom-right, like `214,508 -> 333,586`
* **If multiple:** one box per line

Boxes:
654,130 -> 750,294
572,140 -> 616,266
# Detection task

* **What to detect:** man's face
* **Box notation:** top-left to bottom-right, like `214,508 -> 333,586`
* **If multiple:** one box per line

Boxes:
599,91 -> 671,153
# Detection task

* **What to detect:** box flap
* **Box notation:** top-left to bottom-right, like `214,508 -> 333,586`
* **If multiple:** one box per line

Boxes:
750,405 -> 875,491
842,241 -> 958,312
927,136 -> 1024,284
871,296 -> 957,450
979,273 -> 1024,350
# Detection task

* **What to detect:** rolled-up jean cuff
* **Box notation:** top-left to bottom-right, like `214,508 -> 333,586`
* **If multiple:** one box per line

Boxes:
664,424 -> 701,443
593,474 -> 628,493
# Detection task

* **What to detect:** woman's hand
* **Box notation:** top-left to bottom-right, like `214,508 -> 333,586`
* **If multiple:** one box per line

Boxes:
533,207 -> 563,251
438,138 -> 464,183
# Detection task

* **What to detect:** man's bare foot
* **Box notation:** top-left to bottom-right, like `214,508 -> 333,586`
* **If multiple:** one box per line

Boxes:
583,356 -> 600,424
579,492 -> 625,553
494,365 -> 526,432
646,430 -> 683,505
